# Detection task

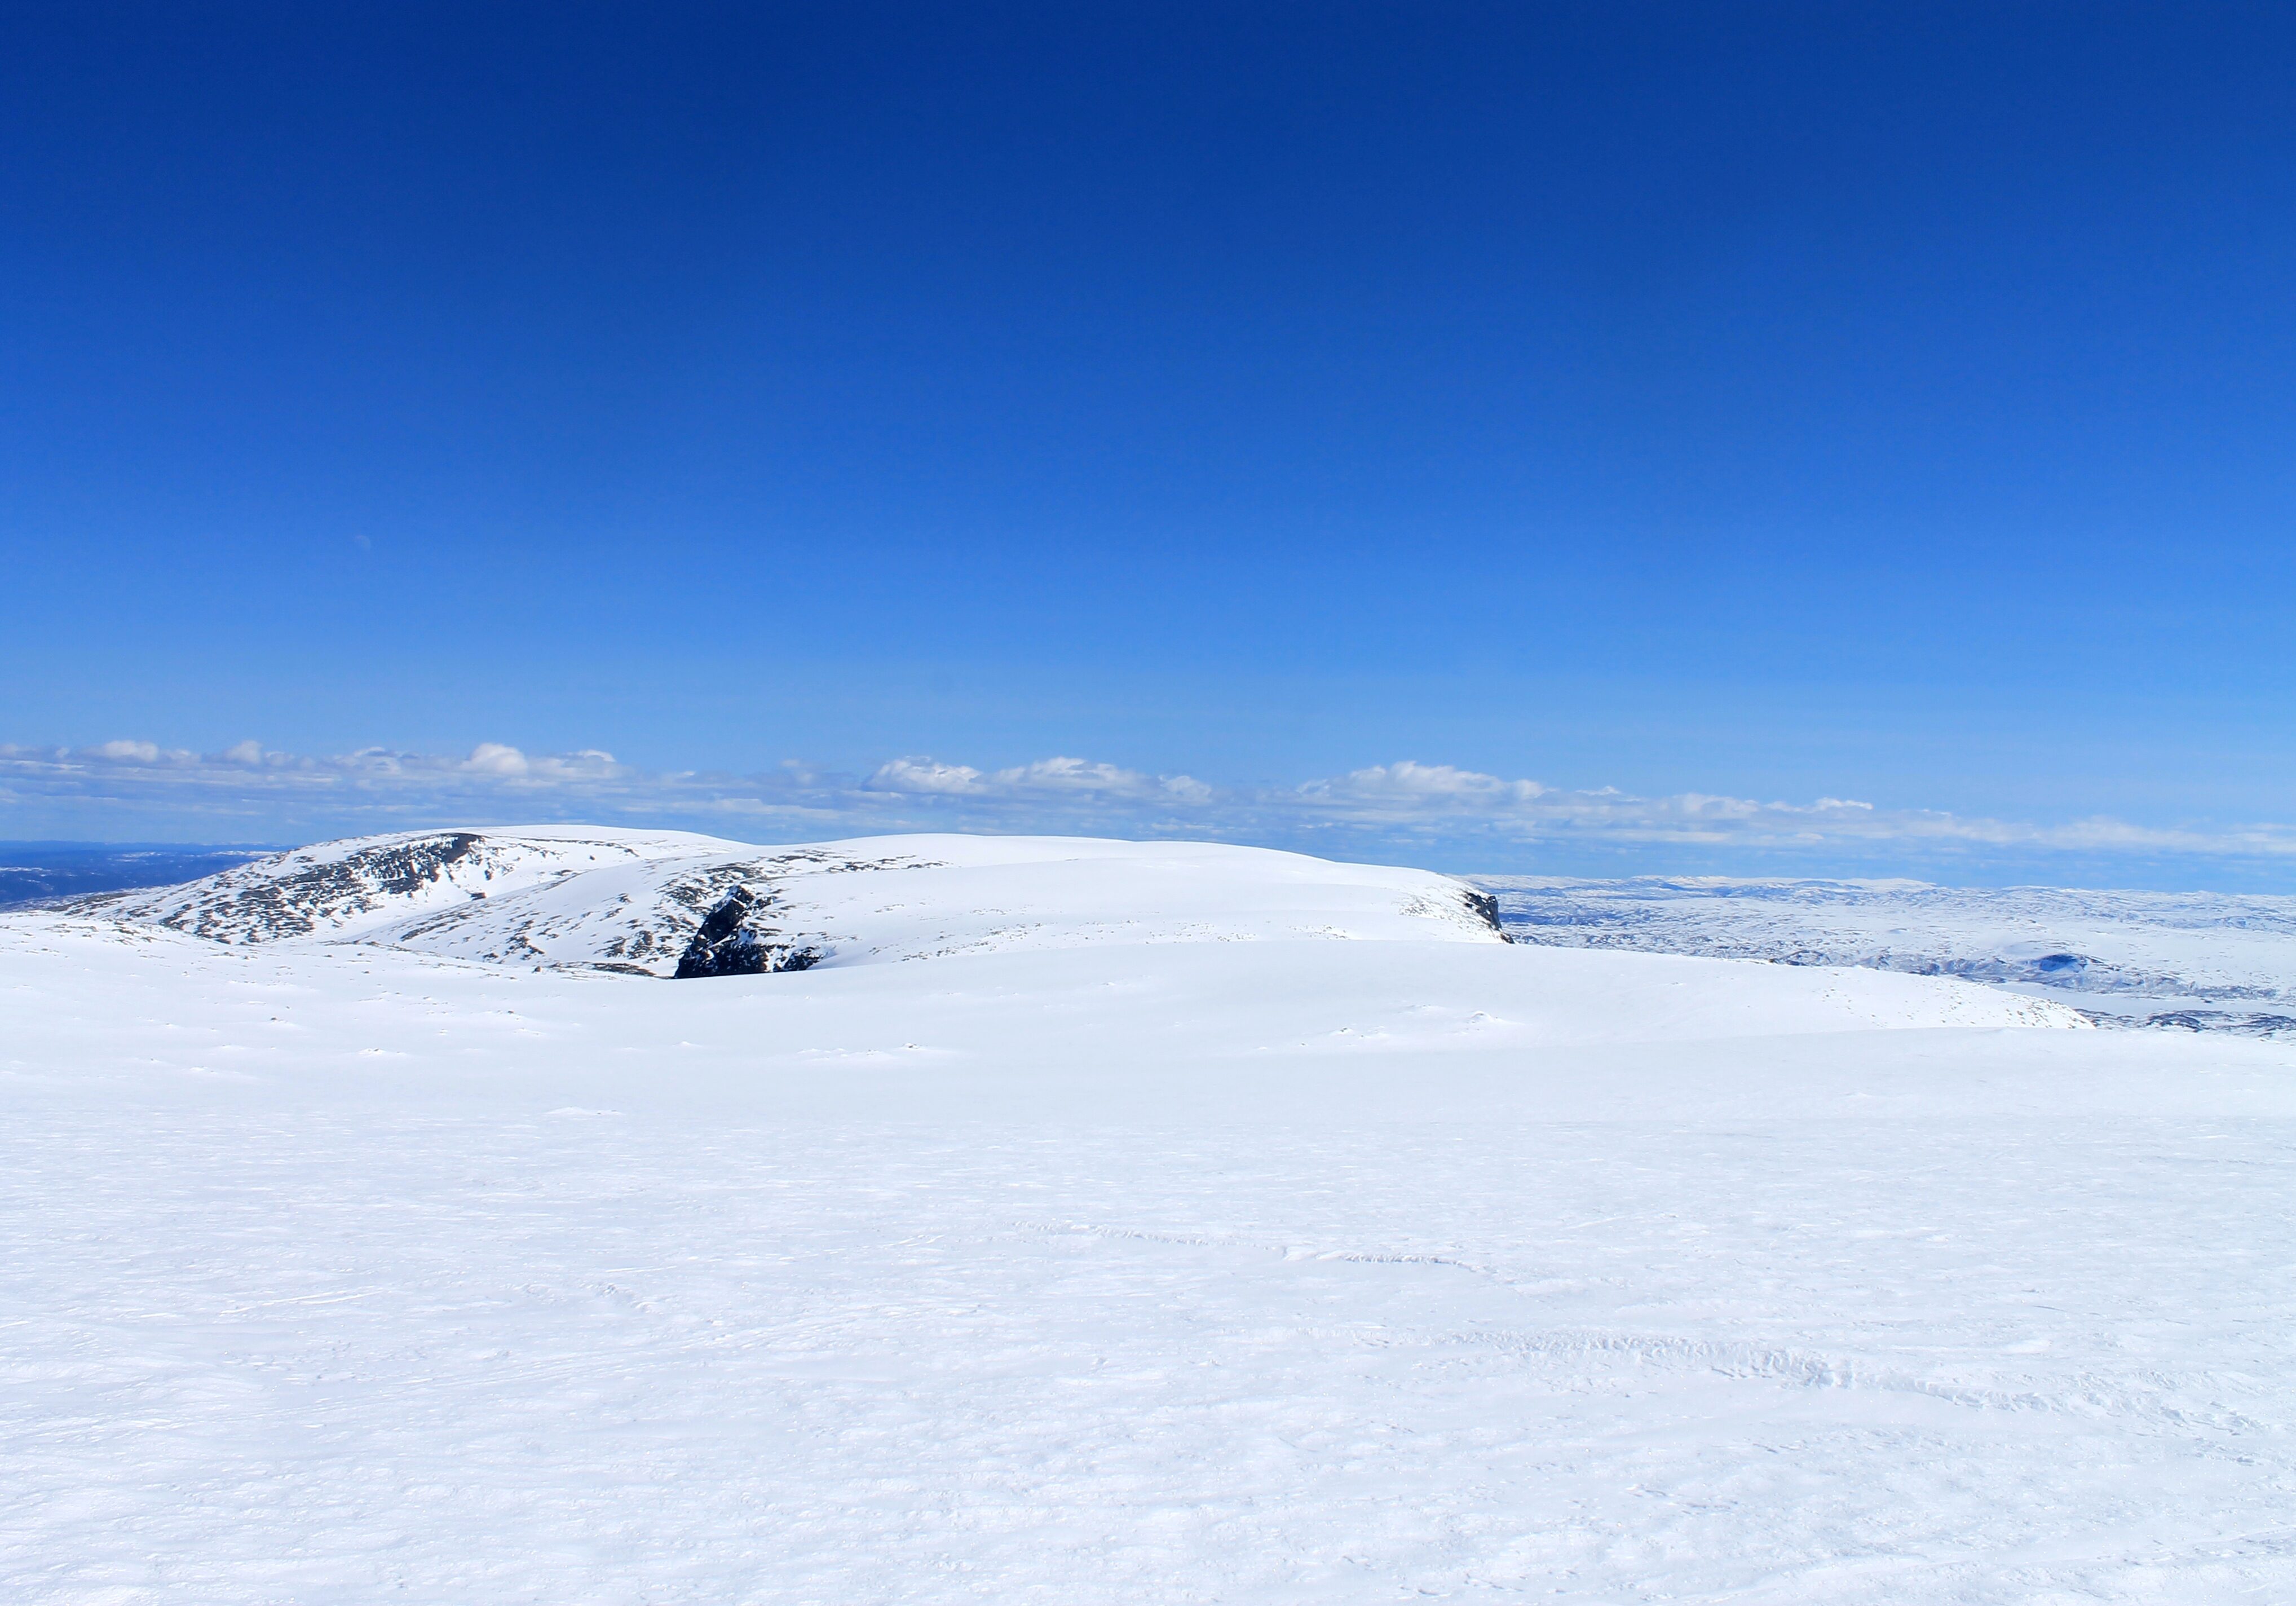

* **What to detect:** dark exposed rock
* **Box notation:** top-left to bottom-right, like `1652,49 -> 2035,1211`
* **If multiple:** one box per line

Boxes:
2144,1009 -> 2296,1037
673,885 -> 822,978
1461,890 -> 1511,941
67,832 -> 490,942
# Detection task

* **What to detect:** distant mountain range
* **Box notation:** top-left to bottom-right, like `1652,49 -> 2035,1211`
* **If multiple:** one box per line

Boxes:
1476,875 -> 2296,1036
0,844 -> 276,908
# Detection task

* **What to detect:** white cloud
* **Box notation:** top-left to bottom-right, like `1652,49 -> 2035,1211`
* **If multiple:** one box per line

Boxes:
868,757 -> 985,795
1305,761 -> 1549,806
91,739 -> 166,763
869,755 -> 1211,803
462,742 -> 531,777
984,757 -> 1211,800
991,756 -> 1143,792
3,738 -> 2291,868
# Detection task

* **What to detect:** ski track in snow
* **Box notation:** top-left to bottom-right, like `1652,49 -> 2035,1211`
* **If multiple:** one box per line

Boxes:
3,835 -> 2293,1603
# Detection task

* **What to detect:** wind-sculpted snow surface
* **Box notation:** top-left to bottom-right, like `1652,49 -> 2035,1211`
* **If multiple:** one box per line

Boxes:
21,836 -> 2246,1605
69,827 -> 1512,978
1477,875 -> 2296,1036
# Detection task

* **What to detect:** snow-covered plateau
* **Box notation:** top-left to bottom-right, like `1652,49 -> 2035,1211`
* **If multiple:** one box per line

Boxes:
5,830 -> 2293,1603
1476,875 -> 2296,1036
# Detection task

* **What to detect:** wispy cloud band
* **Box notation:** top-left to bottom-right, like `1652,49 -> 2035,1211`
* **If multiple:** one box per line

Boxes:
5,739 -> 2292,867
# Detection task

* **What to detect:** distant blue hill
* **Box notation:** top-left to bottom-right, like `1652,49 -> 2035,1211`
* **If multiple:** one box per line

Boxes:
0,843 -> 279,908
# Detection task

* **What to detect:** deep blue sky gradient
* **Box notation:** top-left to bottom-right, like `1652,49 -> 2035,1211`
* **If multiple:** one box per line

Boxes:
5,3 -> 2293,859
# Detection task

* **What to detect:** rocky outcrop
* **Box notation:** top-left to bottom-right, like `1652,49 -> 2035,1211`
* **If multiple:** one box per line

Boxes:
673,885 -> 822,978
70,832 -> 500,942
1461,889 -> 1511,941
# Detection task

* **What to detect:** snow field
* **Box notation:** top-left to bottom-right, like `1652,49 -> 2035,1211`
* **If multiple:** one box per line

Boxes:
10,1102 -> 2293,1603
3,848 -> 2291,1603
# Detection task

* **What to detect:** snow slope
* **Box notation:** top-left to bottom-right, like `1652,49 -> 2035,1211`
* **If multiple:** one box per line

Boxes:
12,836 -> 2290,1604
69,827 -> 1513,976
1477,874 -> 2296,1034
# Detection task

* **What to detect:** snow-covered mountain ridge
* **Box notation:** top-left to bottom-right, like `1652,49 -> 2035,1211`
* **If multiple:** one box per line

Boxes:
1475,874 -> 2296,1035
65,827 -> 1513,977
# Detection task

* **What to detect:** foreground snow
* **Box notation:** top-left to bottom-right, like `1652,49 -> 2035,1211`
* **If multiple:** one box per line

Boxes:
6,836 -> 2290,1603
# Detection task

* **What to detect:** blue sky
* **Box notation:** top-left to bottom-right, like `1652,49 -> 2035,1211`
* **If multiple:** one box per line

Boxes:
5,3 -> 2293,884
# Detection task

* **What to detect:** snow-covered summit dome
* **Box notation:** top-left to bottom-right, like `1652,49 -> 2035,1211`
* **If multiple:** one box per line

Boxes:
68,828 -> 1511,977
